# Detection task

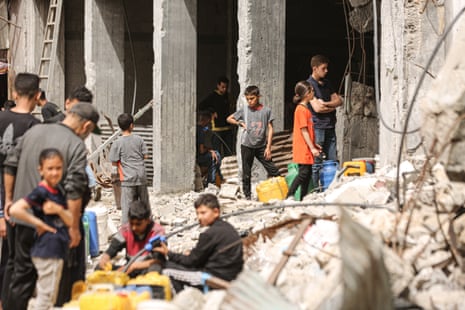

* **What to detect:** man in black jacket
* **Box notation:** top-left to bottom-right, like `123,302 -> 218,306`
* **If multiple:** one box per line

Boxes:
155,193 -> 243,293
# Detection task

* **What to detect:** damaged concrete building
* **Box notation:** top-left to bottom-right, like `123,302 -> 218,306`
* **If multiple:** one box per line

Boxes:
0,0 -> 464,194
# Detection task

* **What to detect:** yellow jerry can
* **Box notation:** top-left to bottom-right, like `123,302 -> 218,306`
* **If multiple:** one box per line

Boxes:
126,271 -> 172,301
86,270 -> 130,287
256,176 -> 289,202
342,161 -> 367,176
79,284 -> 132,310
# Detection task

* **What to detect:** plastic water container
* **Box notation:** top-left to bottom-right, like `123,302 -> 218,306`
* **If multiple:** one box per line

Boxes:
342,160 -> 367,176
256,176 -> 288,202
79,284 -> 131,310
86,205 -> 109,252
82,215 -> 90,260
84,210 -> 99,257
127,272 -> 172,301
285,163 -> 314,200
320,160 -> 338,191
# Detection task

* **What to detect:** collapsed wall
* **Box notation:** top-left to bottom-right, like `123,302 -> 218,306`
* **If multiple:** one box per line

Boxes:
379,0 -> 449,167
421,14 -> 465,182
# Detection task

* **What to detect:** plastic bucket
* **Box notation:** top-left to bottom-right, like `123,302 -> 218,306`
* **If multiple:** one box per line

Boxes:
285,163 -> 313,200
84,210 -> 99,257
320,160 -> 338,191
86,206 -> 109,251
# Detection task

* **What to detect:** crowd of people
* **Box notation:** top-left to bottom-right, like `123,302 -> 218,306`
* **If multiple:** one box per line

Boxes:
0,53 -> 341,309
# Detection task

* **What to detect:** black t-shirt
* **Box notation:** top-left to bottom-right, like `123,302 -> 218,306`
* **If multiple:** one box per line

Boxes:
0,110 -> 40,164
199,91 -> 231,127
41,101 -> 63,122
307,76 -> 337,129
0,110 -> 39,215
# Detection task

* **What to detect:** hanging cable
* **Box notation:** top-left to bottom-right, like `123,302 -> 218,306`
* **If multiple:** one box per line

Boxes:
165,200 -> 394,239
395,5 -> 465,210
121,0 -> 138,115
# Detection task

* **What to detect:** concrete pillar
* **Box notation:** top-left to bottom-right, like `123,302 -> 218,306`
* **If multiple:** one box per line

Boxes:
236,0 -> 285,131
7,1 -> 65,107
153,0 -> 196,193
8,1 -> 43,73
422,3 -> 465,182
84,0 -> 124,121
379,0 -> 446,166
235,0 -> 285,188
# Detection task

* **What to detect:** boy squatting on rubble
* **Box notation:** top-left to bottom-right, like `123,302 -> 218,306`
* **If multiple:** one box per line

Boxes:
154,193 -> 243,293
98,200 -> 165,277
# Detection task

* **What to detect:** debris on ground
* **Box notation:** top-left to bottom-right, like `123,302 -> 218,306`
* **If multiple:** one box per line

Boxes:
85,156 -> 465,309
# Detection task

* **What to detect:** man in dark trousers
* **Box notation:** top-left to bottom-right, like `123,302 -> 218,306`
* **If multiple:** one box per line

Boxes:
0,73 -> 41,310
307,55 -> 342,190
3,102 -> 100,309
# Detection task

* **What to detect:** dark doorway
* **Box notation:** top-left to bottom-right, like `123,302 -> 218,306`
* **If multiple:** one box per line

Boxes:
122,0 -> 153,125
65,0 -> 85,102
284,0 -> 374,129
197,0 -> 239,106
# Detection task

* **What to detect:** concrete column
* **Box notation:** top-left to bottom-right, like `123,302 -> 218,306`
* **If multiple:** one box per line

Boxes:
153,0 -> 196,193
421,2 -> 465,181
235,0 -> 285,187
236,0 -> 285,131
379,0 -> 446,166
84,0 -> 124,121
8,1 -> 43,73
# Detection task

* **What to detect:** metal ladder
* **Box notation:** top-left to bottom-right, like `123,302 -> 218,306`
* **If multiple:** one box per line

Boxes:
38,0 -> 63,93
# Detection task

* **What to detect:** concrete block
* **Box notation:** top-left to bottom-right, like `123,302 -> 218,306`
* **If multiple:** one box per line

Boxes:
219,183 -> 239,199
415,250 -> 452,270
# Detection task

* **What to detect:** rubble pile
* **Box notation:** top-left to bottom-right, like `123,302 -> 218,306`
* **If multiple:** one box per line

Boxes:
92,159 -> 465,309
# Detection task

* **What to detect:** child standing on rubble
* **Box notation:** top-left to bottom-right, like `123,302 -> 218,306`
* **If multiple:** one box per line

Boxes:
154,193 -> 243,293
286,81 -> 322,201
9,148 -> 72,310
227,85 -> 281,200
109,113 -> 150,224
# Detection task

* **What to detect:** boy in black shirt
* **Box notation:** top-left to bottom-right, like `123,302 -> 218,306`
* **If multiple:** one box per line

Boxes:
155,193 -> 243,293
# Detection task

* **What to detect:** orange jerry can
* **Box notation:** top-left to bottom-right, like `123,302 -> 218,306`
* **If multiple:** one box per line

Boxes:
256,176 -> 289,202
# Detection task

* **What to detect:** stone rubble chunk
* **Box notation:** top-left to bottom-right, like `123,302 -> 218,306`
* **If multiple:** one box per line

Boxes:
172,287 -> 204,309
88,155 -> 465,307
325,177 -> 390,205
422,213 -> 451,234
412,289 -> 465,310
414,250 -> 452,271
218,183 -> 239,199
383,247 -> 414,296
